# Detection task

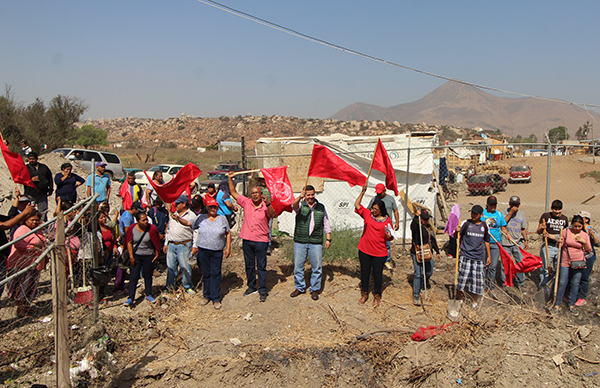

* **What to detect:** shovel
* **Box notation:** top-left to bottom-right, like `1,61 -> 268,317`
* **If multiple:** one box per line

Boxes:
448,229 -> 461,320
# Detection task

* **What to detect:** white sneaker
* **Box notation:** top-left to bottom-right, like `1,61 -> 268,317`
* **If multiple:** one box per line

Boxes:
186,288 -> 196,295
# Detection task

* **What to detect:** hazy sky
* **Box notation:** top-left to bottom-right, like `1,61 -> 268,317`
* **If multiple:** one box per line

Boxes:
2,1 -> 599,121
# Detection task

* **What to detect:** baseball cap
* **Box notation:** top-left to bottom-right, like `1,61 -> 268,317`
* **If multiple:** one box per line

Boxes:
509,196 -> 521,205
131,201 -> 143,211
204,196 -> 218,207
375,183 -> 386,194
579,210 -> 591,219
18,195 -> 34,202
420,209 -> 431,220
471,205 -> 484,214
175,195 -> 189,204
95,162 -> 107,167
207,182 -> 216,189
487,196 -> 498,205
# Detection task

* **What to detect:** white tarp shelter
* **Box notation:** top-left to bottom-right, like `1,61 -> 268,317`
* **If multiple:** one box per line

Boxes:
253,133 -> 437,239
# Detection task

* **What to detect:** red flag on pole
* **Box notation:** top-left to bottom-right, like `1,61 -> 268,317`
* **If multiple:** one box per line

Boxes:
0,135 -> 35,187
499,243 -> 543,287
371,139 -> 398,195
144,163 -> 201,204
307,144 -> 367,187
260,166 -> 295,216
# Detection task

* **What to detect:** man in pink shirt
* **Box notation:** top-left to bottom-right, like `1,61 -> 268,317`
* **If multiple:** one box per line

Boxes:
228,172 -> 276,302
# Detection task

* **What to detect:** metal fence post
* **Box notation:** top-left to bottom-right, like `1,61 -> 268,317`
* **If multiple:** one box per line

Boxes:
241,136 -> 247,195
91,159 -> 99,322
545,142 -> 552,212
52,213 -> 71,387
402,134 -> 411,252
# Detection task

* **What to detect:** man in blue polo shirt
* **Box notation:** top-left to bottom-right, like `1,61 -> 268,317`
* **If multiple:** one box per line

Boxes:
86,162 -> 111,203
481,195 -> 508,297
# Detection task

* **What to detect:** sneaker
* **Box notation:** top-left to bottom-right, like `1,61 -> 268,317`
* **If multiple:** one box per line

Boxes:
213,301 -> 222,310
186,288 -> 196,295
569,307 -> 580,317
575,299 -> 587,307
146,295 -> 156,303
259,294 -> 267,302
123,298 -> 133,307
200,298 -> 210,306
385,262 -> 393,270
243,288 -> 258,296
413,296 -> 421,306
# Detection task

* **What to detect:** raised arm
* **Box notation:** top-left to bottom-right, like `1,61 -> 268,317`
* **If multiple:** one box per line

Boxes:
228,172 -> 239,201
292,189 -> 305,211
355,184 -> 367,211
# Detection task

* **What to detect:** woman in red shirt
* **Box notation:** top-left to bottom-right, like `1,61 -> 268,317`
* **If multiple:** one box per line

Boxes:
355,184 -> 393,307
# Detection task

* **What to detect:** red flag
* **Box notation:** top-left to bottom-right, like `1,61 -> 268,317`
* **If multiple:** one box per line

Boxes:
144,163 -> 201,204
0,135 -> 35,187
307,144 -> 367,187
119,182 -> 133,211
260,166 -> 294,216
371,139 -> 398,195
499,243 -> 543,287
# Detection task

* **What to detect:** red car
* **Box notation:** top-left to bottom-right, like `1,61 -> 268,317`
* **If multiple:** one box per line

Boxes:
509,165 -> 531,183
207,163 -> 243,178
468,174 -> 507,195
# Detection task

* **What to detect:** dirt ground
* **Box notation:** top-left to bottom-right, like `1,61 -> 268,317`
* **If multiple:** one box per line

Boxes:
1,154 -> 600,387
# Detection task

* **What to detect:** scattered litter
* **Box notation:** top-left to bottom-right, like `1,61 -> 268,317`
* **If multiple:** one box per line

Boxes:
69,334 -> 117,385
9,363 -> 21,372
41,316 -> 52,323
552,354 -> 564,366
457,378 -> 462,384
239,352 -> 247,359
71,325 -> 80,330
230,338 -> 242,346
579,326 -> 591,340
412,323 -> 457,341
146,328 -> 159,339
585,372 -> 598,378
243,312 -> 253,321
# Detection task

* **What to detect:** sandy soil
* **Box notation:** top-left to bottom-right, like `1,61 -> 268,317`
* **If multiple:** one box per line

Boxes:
1,154 -> 600,387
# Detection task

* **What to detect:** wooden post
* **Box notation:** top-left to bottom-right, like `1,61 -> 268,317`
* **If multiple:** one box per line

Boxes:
53,212 -> 71,387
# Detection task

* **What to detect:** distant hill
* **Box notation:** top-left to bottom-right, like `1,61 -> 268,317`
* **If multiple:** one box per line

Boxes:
331,82 -> 600,138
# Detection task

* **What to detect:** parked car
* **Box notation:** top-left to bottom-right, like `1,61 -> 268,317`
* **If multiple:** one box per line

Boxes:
134,164 -> 184,185
207,163 -> 243,178
52,148 -> 125,181
467,174 -> 507,195
198,173 -> 243,193
509,165 -> 531,183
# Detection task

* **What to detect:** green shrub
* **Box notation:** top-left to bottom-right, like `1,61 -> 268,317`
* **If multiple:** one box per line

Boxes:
279,228 -> 362,263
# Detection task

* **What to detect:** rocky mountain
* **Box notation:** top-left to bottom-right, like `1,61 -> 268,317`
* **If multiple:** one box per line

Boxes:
331,82 -> 600,138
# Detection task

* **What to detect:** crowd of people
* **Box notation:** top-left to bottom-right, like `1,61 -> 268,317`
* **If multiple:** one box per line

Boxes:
0,148 -> 597,318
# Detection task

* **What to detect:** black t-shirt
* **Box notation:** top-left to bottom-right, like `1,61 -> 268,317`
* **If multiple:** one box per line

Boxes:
539,212 -> 568,245
459,220 -> 490,262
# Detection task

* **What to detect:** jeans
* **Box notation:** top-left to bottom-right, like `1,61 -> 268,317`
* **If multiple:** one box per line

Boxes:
358,250 -> 386,295
197,248 -> 223,301
578,251 -> 596,299
128,254 -> 154,299
485,242 -> 501,290
293,243 -> 323,292
555,265 -> 584,307
166,241 -> 193,290
411,252 -> 434,298
502,244 -> 525,287
385,240 -> 391,263
242,240 -> 269,295
539,243 -> 560,288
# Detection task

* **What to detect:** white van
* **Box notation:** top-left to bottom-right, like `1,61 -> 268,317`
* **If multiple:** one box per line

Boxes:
52,148 -> 125,180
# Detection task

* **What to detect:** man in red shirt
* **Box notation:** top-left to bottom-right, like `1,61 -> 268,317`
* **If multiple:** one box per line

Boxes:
228,172 -> 276,302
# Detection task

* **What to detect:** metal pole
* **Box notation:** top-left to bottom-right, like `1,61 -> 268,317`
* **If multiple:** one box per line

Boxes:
545,141 -> 552,212
241,136 -> 246,195
91,159 -> 99,322
53,213 -> 71,388
401,134 -> 411,252
593,123 -> 595,165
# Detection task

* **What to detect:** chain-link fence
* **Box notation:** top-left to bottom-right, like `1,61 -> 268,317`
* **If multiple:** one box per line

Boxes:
245,140 -> 600,255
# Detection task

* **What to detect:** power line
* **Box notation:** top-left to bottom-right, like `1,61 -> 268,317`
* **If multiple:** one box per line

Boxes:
197,0 -> 600,109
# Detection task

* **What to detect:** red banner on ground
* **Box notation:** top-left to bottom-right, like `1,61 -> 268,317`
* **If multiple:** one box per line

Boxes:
499,243 -> 543,287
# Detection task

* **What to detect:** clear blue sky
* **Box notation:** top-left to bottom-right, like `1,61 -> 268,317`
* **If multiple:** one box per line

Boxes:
2,0 -> 599,120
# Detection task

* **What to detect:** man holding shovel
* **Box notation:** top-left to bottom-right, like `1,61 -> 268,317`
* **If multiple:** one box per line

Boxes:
456,205 -> 491,309
501,196 -> 528,289
536,199 -> 568,290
